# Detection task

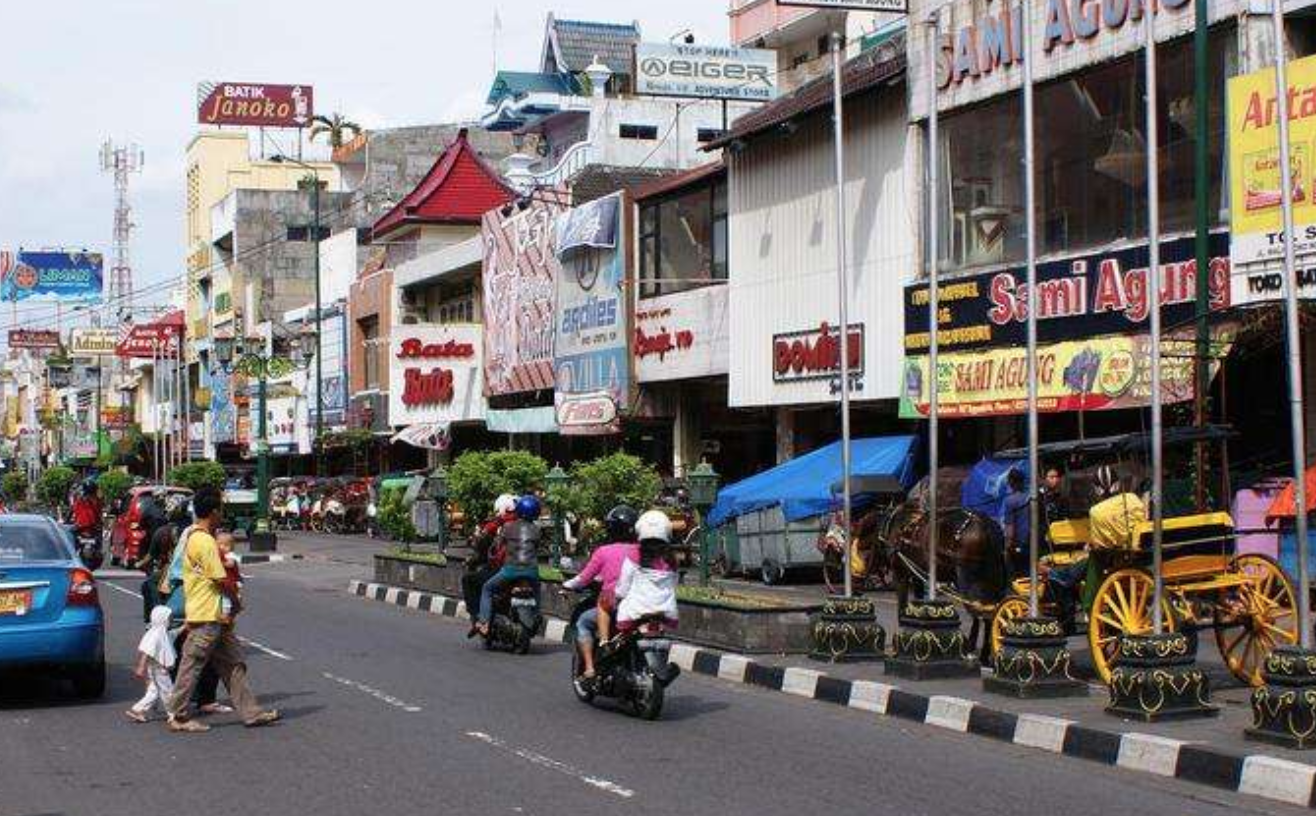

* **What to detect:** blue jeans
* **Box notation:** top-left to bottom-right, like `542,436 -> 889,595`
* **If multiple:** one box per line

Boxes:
478,565 -> 540,623
576,606 -> 599,645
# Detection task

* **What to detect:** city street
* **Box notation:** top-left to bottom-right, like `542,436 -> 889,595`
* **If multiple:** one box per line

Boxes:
0,534 -> 1307,816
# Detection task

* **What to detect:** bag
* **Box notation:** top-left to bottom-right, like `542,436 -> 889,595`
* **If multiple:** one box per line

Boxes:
165,579 -> 185,619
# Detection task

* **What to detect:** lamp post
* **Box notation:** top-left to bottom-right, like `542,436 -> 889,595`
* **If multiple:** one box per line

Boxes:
545,464 -> 570,566
686,461 -> 720,587
270,154 -> 324,474
213,329 -> 313,546
429,465 -> 449,553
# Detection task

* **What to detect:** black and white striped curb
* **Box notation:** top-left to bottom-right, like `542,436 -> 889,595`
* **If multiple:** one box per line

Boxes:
234,553 -> 293,566
348,579 -> 1316,809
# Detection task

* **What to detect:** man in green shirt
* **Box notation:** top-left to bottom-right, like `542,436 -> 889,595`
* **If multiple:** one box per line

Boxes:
167,486 -> 279,733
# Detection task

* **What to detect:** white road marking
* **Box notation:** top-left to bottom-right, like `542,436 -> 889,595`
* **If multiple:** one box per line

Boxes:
465,731 -> 635,799
323,671 -> 422,713
102,580 -> 293,660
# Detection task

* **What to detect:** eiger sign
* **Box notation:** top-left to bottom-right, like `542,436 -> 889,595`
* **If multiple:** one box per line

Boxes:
778,0 -> 908,13
197,82 -> 314,128
636,43 -> 779,102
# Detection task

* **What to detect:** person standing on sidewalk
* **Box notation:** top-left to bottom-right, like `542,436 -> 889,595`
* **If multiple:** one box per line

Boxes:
166,486 -> 279,733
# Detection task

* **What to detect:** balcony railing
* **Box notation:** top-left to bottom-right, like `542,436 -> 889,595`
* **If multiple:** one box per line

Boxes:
506,140 -> 595,194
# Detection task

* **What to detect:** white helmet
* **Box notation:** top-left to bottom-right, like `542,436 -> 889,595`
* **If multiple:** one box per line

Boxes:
493,494 -> 517,516
635,510 -> 673,543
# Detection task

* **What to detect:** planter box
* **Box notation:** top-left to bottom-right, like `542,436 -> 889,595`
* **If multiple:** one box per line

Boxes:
372,553 -> 820,655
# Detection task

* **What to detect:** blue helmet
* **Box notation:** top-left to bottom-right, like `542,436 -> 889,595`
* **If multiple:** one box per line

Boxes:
515,494 -> 541,521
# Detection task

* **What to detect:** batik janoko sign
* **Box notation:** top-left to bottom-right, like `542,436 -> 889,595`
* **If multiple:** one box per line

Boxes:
635,43 -> 778,102
904,233 -> 1232,354
196,82 -> 313,128
388,325 -> 485,429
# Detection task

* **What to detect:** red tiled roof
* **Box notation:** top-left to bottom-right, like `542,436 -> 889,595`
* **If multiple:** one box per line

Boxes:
371,129 -> 516,240
631,160 -> 724,202
703,39 -> 906,152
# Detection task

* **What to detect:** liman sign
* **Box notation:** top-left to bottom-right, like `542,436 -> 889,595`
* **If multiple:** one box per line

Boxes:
636,43 -> 778,102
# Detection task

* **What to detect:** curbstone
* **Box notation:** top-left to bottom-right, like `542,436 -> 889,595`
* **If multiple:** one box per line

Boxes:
349,579 -> 1316,810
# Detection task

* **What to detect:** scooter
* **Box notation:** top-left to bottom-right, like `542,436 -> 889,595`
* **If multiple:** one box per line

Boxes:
483,579 -> 541,654
567,590 -> 680,720
322,494 -> 348,534
75,525 -> 104,571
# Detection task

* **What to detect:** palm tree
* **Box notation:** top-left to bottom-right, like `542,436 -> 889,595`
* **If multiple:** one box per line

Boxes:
309,113 -> 362,149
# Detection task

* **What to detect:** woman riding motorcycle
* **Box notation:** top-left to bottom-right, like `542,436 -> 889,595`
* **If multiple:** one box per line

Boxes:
562,505 -> 640,680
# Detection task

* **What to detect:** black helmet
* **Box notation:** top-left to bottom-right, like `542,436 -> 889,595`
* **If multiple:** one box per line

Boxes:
604,505 -> 639,542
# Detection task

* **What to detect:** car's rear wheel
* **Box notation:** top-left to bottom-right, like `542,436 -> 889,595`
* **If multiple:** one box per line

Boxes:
71,660 -> 106,699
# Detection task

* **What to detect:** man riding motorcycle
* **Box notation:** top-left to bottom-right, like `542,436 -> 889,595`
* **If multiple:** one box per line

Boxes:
561,505 -> 639,680
474,495 -> 542,638
464,494 -> 517,637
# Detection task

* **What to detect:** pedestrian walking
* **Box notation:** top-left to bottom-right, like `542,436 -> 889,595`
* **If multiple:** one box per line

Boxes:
166,486 -> 279,733
125,605 -> 176,723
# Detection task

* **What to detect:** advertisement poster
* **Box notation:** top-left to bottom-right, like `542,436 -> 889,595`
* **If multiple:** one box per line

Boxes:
387,325 -> 486,429
209,369 -> 235,445
554,194 -> 628,435
1228,52 -> 1316,295
481,198 -> 564,395
899,325 -> 1235,419
196,82 -> 313,128
0,251 -> 103,303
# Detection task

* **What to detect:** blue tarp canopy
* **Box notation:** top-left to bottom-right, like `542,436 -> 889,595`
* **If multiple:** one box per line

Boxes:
706,436 -> 919,528
960,457 -> 1027,524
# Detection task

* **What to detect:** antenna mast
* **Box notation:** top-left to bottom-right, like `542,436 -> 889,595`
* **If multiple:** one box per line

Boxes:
99,141 -> 144,323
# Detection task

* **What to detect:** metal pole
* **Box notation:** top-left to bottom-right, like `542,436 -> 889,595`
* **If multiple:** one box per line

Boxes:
1270,2 -> 1312,648
313,174 -> 324,476
1021,0 -> 1041,618
182,350 -> 191,462
925,12 -> 941,602
1192,0 -> 1211,512
831,30 -> 855,598
153,342 -> 161,484
256,365 -> 271,533
1146,1 -> 1166,634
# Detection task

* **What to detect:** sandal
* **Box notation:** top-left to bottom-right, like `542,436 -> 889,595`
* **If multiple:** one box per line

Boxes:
198,702 -> 235,715
167,717 -> 211,733
124,710 -> 148,724
243,710 -> 281,728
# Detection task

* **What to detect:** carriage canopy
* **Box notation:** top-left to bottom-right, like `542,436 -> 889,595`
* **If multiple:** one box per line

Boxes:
706,436 -> 919,528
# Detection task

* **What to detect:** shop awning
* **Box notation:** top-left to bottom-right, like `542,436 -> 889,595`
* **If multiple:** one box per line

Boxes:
706,436 -> 919,528
486,406 -> 558,434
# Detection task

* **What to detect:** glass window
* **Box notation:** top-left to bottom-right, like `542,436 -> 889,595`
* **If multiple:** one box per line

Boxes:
638,177 -> 728,298
360,317 -> 380,389
936,28 -> 1233,272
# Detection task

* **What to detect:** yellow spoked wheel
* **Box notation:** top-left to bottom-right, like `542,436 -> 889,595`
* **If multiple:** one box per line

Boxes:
990,596 -> 1031,657
1088,568 -> 1174,684
1214,554 -> 1298,687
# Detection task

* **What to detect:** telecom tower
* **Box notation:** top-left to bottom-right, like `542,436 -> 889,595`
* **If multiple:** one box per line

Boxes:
99,141 -> 144,323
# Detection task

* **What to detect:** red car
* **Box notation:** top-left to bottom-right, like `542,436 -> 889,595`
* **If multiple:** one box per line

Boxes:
109,485 -> 192,568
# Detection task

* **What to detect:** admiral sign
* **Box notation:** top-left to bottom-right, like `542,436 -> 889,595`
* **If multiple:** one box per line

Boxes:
70,328 -> 119,357
635,43 -> 778,102
196,82 -> 313,128
388,325 -> 486,428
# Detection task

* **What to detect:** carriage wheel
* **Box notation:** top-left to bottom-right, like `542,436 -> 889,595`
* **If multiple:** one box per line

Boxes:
1088,569 -> 1174,684
1214,554 -> 1298,687
990,596 -> 1031,657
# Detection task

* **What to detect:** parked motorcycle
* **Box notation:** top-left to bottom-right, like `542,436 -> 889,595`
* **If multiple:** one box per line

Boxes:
567,590 -> 680,720
483,579 -> 541,654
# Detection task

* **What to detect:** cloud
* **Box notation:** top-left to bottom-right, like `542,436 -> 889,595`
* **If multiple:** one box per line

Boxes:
439,88 -> 489,125
0,85 -> 36,113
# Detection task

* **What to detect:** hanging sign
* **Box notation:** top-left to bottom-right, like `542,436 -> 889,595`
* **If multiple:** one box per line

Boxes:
482,199 -> 563,395
116,312 -> 184,358
8,330 -> 61,350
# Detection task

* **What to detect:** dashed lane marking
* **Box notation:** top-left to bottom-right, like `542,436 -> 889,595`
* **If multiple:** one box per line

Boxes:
322,672 -> 422,713
465,730 -> 636,799
102,581 -> 293,661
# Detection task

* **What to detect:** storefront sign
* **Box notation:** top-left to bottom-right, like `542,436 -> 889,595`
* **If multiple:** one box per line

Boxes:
8,329 -> 61,350
100,406 -> 133,429
554,193 -> 629,436
196,82 -> 313,128
388,325 -> 485,428
899,325 -> 1234,418
0,251 -> 103,303
772,323 -> 864,384
904,234 -> 1232,353
482,199 -> 562,395
635,43 -> 778,102
1228,53 -> 1316,290
780,0 -> 908,12
70,328 -> 118,357
634,286 -> 729,383
116,312 -> 184,358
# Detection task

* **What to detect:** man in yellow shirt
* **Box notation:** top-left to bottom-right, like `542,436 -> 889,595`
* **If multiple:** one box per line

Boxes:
167,486 -> 279,733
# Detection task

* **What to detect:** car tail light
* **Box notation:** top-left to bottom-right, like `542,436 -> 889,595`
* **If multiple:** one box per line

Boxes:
67,568 -> 98,607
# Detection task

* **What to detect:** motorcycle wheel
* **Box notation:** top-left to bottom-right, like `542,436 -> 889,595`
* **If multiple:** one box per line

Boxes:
633,679 -> 664,721
571,649 -> 596,704
514,627 -> 532,655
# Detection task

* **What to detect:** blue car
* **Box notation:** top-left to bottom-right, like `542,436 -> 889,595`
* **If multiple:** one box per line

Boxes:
0,514 -> 106,698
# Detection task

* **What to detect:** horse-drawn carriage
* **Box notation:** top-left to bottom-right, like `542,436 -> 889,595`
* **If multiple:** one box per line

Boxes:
885,427 -> 1299,686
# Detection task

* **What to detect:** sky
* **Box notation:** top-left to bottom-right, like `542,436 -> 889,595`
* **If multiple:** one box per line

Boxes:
0,0 -> 731,332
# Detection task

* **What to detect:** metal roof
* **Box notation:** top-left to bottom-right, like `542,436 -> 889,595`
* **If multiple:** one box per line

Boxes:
485,71 -> 580,106
544,14 -> 639,76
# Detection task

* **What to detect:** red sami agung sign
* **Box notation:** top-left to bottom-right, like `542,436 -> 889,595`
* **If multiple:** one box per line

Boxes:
197,82 -> 314,128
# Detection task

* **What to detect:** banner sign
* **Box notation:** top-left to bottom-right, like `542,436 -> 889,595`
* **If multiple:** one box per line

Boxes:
554,193 -> 629,436
116,312 -> 184,358
1227,53 -> 1316,297
8,329 -> 61,350
69,328 -> 118,357
635,285 -> 730,383
100,406 -> 133,429
899,325 -> 1236,419
388,325 -> 485,428
903,233 -> 1232,354
196,82 -> 313,128
0,251 -> 103,303
635,43 -> 778,102
773,322 -> 864,385
482,198 -> 563,395
779,0 -> 908,12
209,368 -> 235,445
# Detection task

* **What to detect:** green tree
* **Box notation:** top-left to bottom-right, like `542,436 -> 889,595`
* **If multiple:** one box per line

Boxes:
309,113 -> 362,149
447,450 -> 549,529
36,466 -> 78,509
567,452 -> 662,522
168,461 -> 226,492
96,470 -> 134,510
1,471 -> 28,504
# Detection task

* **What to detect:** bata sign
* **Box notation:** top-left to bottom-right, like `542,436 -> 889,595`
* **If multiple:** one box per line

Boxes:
196,82 -> 313,128
773,323 -> 865,385
388,326 -> 485,428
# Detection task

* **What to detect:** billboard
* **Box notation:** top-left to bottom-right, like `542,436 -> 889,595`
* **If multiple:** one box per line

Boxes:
779,0 -> 907,11
0,251 -> 102,303
70,328 -> 119,357
388,325 -> 486,429
8,329 -> 61,350
635,43 -> 778,102
196,82 -> 313,128
116,312 -> 184,358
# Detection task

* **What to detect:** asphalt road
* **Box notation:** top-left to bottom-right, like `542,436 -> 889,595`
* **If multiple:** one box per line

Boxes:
0,536 -> 1308,816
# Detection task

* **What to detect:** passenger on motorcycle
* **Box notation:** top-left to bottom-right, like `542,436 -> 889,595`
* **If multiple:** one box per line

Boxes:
474,495 -> 543,637
70,480 -> 102,534
615,510 -> 679,635
464,494 -> 518,637
562,505 -> 640,680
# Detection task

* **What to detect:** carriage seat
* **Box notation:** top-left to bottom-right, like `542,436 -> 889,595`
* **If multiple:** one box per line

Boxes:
1047,519 -> 1089,550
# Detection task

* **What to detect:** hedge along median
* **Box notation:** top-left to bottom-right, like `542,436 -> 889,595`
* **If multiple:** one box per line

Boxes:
373,552 -> 819,655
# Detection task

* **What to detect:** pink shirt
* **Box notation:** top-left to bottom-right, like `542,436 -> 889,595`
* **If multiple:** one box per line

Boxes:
563,542 -> 639,596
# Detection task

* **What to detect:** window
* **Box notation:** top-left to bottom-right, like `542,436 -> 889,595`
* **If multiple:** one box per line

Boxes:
790,52 -> 810,70
638,175 -> 728,297
697,128 -> 724,144
286,225 -> 331,242
934,29 -> 1233,272
436,294 -> 475,324
359,316 -> 380,389
620,124 -> 659,140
